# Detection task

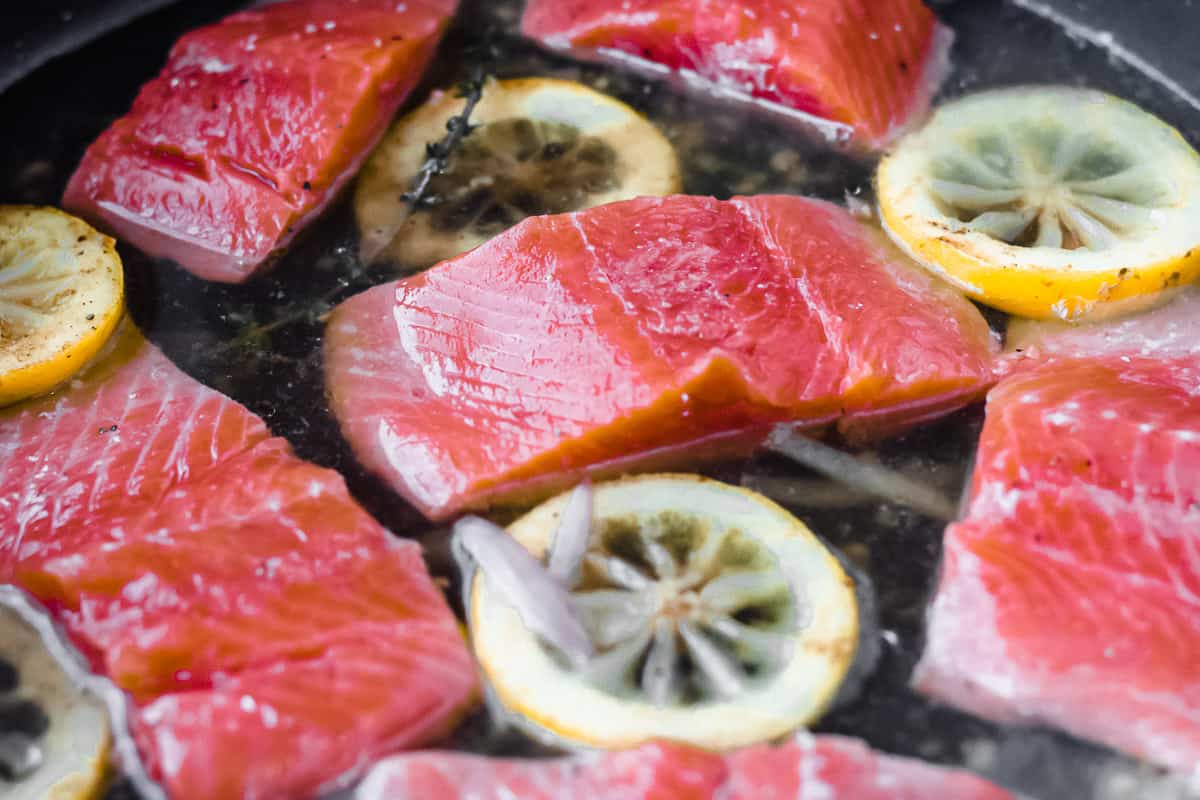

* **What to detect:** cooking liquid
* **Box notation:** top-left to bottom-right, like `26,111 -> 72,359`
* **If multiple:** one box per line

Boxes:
1,1 -> 1198,797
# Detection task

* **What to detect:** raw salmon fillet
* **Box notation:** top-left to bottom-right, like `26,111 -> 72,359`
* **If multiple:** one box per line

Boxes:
915,352 -> 1200,772
521,0 -> 950,146
355,734 -> 1015,799
0,325 -> 478,799
1002,287 -> 1200,388
325,194 -> 996,520
63,0 -> 457,283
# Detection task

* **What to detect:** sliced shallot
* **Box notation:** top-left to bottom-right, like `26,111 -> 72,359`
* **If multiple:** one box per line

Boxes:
765,425 -> 957,521
546,480 -> 593,586
454,516 -> 595,667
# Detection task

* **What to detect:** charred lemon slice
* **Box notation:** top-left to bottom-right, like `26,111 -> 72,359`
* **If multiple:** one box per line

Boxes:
466,474 -> 861,751
877,87 -> 1200,321
0,207 -> 124,407
356,77 -> 681,270
1,594 -> 109,799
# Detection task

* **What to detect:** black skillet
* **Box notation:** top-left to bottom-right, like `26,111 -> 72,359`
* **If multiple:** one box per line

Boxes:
2,2 -> 1198,798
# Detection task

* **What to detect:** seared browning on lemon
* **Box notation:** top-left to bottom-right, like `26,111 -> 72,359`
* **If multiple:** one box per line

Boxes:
878,87 -> 1200,321
1,596 -> 109,799
0,207 -> 123,407
356,77 -> 682,270
467,475 -> 860,751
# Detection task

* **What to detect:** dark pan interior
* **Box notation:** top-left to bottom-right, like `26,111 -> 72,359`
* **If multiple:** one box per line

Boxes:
2,1 -> 1199,798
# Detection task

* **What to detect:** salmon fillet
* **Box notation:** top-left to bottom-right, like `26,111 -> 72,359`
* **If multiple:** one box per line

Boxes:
63,0 -> 457,283
521,0 -> 950,146
916,353 -> 1200,773
356,734 -> 1015,799
0,325 -> 478,799
324,194 -> 996,520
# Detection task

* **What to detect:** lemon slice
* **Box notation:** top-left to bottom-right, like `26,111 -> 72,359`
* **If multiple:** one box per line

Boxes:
877,86 -> 1200,321
356,77 -> 682,270
1,597 -> 109,800
0,207 -> 124,407
466,474 -> 861,751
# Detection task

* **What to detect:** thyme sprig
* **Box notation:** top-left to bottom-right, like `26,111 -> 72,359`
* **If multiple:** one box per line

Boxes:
365,41 -> 497,265
401,67 -> 490,210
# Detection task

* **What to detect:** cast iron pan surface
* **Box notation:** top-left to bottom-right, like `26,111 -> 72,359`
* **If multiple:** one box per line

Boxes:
2,2 -> 1199,798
